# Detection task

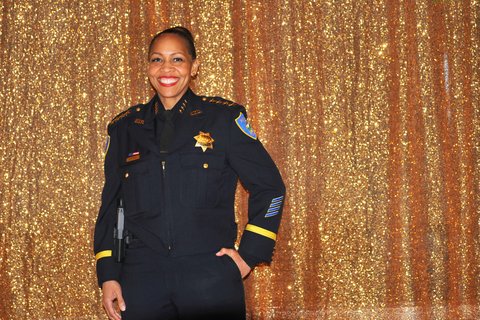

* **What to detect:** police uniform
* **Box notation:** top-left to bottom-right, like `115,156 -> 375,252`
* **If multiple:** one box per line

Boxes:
94,89 -> 285,319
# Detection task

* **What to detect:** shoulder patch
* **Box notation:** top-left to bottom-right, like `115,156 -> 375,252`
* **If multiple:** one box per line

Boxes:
103,135 -> 111,156
202,96 -> 239,107
235,113 -> 257,140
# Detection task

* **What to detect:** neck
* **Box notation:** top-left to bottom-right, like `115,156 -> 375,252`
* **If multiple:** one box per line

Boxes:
158,88 -> 190,110
159,97 -> 177,110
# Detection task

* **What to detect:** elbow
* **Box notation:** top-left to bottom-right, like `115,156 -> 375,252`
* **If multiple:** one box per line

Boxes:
275,174 -> 286,196
279,180 -> 286,195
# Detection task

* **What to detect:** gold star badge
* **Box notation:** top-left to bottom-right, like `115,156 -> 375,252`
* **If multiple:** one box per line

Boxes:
194,131 -> 214,152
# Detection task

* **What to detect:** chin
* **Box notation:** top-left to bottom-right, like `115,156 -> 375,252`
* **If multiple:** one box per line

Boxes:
158,89 -> 179,97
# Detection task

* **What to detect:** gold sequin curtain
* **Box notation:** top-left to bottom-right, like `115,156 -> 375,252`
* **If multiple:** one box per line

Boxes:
0,0 -> 479,319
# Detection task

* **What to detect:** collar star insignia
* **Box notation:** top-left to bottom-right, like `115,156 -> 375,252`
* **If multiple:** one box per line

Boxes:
194,131 -> 214,152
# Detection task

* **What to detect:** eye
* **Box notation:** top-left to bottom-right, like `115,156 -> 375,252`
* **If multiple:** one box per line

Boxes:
173,57 -> 184,63
150,57 -> 162,63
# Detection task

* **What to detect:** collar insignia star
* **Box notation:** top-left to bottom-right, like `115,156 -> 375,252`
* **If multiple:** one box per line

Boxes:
194,131 -> 214,152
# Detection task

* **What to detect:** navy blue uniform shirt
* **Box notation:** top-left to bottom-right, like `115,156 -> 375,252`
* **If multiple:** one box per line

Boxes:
94,89 -> 286,286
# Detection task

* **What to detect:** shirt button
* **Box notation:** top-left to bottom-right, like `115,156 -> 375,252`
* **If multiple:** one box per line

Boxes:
203,163 -> 209,169
125,172 -> 129,178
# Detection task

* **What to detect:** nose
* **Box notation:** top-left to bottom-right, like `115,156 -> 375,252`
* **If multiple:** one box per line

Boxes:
160,61 -> 174,72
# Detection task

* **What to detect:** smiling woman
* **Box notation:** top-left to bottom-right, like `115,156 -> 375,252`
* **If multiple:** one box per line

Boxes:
93,26 -> 285,320
147,28 -> 200,109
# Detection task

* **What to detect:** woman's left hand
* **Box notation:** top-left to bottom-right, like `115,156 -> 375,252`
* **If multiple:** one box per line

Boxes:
216,248 -> 252,278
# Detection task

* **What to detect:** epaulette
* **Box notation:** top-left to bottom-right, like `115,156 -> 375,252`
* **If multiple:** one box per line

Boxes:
108,106 -> 136,127
109,109 -> 131,127
201,96 -> 239,107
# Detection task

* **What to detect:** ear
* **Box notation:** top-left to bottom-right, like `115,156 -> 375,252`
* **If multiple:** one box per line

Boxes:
191,59 -> 200,77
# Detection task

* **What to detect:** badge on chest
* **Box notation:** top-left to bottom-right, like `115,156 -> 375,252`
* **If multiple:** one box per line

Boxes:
194,131 -> 214,152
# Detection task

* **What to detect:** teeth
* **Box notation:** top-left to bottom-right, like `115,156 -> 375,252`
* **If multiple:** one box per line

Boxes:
160,78 -> 178,84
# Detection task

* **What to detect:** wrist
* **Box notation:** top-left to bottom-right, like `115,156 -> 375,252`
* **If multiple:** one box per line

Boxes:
238,251 -> 262,269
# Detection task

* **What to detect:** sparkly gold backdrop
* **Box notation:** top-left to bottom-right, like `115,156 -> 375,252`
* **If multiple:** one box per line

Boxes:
1,0 -> 479,319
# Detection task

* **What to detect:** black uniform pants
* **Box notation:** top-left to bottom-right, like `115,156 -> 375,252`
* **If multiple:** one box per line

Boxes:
120,240 -> 246,320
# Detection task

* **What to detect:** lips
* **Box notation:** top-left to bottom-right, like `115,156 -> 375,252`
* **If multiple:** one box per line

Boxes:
158,77 -> 179,87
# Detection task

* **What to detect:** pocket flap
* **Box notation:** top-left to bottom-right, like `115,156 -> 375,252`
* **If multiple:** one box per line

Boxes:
121,160 -> 149,174
180,152 -> 225,169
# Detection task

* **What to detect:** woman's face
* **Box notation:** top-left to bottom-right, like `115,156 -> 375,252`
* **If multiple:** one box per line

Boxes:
147,34 -> 199,109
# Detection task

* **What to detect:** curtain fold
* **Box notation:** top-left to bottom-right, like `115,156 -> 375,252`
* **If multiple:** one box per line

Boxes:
0,1 -> 479,319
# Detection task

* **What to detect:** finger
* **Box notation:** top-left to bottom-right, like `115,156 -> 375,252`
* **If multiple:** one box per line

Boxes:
103,298 -> 121,320
215,248 -> 231,256
116,290 -> 126,312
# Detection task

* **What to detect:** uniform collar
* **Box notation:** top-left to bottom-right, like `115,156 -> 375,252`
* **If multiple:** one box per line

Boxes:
127,88 -> 208,158
154,88 -> 194,119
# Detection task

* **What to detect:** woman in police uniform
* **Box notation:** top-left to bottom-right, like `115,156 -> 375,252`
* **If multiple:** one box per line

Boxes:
94,26 -> 285,320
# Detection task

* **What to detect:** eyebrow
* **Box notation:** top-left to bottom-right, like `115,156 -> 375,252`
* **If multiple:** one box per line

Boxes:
150,51 -> 186,56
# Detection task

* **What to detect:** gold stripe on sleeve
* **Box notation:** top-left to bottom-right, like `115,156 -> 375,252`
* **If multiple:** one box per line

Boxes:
95,250 -> 112,261
245,224 -> 277,241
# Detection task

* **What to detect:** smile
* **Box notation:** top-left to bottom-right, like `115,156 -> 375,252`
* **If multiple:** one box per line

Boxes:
159,77 -> 179,87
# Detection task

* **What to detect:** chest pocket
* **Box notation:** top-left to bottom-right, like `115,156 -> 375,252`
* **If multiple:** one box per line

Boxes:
121,160 -> 162,216
180,152 -> 225,208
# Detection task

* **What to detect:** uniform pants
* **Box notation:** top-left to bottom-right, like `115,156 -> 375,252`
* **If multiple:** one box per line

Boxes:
120,240 -> 246,320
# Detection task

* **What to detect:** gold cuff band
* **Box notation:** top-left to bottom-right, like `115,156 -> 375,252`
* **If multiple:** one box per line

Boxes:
95,250 -> 112,261
245,224 -> 277,241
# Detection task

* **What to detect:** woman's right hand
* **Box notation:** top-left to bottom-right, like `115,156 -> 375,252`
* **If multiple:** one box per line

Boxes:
102,280 -> 126,320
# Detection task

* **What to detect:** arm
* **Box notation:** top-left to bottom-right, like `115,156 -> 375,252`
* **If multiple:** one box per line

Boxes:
227,110 -> 286,269
94,124 -> 122,285
93,125 -> 125,319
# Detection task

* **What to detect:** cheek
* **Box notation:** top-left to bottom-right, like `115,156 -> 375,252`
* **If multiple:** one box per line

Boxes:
181,64 -> 194,75
147,65 -> 158,77
180,71 -> 192,84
